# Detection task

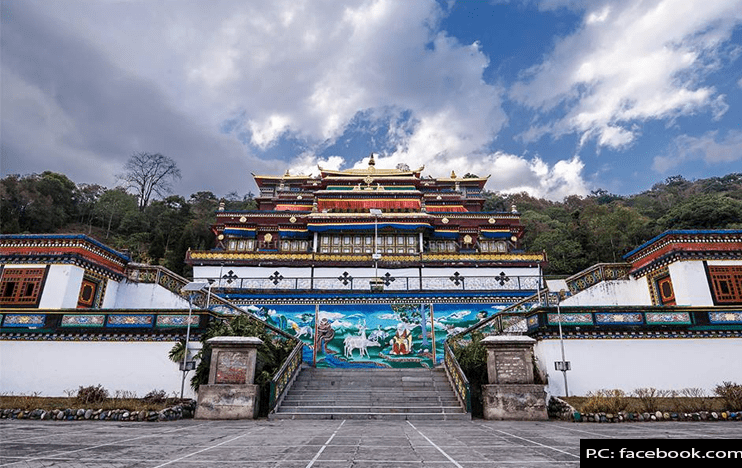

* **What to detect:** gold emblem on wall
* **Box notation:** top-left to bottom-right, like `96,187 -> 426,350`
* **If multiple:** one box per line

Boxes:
289,216 -> 297,223
441,218 -> 449,224
264,233 -> 273,242
463,234 -> 472,244
239,216 -> 247,223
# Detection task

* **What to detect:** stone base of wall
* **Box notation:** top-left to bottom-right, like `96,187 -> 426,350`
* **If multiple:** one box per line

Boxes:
195,384 -> 260,420
482,384 -> 548,420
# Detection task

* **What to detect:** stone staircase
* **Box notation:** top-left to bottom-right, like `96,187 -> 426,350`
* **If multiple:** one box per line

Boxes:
269,367 -> 470,420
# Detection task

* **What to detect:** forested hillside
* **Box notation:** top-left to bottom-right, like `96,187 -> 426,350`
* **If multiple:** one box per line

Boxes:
2,171 -> 741,276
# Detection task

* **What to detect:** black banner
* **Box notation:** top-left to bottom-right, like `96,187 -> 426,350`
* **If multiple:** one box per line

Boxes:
581,439 -> 742,467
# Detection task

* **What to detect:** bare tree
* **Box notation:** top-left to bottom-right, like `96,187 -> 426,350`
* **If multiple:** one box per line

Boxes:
121,152 -> 182,210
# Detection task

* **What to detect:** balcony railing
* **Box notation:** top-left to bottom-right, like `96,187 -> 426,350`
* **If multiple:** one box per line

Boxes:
564,263 -> 631,295
193,274 -> 543,292
187,250 -> 545,264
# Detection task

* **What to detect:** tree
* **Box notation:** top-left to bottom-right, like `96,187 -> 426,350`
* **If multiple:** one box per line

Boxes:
121,152 -> 181,211
94,188 -> 138,238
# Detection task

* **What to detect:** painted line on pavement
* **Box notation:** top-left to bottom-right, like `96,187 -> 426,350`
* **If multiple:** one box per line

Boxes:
0,423 -> 210,467
305,419 -> 345,468
481,426 -> 579,459
152,430 -> 255,468
406,420 -> 464,468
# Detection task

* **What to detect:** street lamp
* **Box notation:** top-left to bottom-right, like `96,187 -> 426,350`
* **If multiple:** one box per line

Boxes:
370,209 -> 382,291
554,289 -> 570,397
179,281 -> 208,399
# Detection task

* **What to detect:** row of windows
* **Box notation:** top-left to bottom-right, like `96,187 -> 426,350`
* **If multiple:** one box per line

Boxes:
224,236 -> 509,254
319,234 -> 419,254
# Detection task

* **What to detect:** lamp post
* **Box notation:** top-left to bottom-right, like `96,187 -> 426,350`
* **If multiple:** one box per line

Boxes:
554,289 -> 570,397
370,209 -> 382,291
180,281 -> 207,399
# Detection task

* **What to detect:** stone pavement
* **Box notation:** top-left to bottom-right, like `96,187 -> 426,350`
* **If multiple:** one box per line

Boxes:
2,419 -> 741,467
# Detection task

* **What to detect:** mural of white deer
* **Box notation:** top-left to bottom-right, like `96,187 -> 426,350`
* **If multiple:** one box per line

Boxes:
343,320 -> 380,358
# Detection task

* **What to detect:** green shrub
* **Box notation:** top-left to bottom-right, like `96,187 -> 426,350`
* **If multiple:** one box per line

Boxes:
451,332 -> 487,418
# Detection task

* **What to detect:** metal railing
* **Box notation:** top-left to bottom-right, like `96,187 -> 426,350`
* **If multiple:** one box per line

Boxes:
443,341 -> 471,413
269,340 -> 304,412
447,290 -> 549,341
564,263 -> 631,295
126,263 -> 297,341
195,274 -> 542,292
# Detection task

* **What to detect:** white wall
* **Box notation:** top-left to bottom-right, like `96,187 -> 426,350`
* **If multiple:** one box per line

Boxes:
38,265 -> 84,309
113,282 -> 190,309
561,280 -> 652,306
0,341 -> 196,398
669,261 -> 714,306
101,279 -> 119,308
534,337 -> 742,397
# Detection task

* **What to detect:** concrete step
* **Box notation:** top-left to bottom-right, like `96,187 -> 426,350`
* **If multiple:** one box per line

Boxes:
276,406 -> 466,414
281,397 -> 460,404
270,412 -> 471,420
270,367 -> 469,421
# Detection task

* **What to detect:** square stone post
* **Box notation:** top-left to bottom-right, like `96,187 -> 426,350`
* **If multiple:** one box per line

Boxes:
195,336 -> 263,419
481,335 -> 547,420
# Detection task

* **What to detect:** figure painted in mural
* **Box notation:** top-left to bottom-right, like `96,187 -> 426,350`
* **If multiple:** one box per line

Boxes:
389,323 -> 413,355
317,318 -> 335,354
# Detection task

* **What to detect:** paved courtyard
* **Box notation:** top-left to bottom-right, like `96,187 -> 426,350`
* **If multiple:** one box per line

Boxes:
2,419 -> 741,467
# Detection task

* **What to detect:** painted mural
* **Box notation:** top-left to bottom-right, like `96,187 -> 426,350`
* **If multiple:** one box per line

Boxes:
243,303 -> 507,368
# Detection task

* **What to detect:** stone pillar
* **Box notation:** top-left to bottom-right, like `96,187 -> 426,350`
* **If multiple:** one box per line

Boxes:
195,336 -> 263,420
481,335 -> 547,420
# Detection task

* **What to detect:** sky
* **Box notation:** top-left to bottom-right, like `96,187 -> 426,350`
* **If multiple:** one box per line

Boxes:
2,0 -> 741,201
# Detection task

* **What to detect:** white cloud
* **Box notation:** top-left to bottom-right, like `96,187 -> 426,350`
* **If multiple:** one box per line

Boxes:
512,0 -> 742,149
288,152 -> 345,176
653,130 -> 742,173
26,0 -> 507,177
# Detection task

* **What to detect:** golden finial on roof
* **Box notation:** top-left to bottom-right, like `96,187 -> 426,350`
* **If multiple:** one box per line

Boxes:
368,153 -> 376,166
451,170 -> 457,179
284,169 -> 290,176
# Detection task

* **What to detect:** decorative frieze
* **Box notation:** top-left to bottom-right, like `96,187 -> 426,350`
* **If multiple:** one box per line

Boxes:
595,312 -> 643,325
156,315 -> 200,327
106,315 -> 154,327
3,314 -> 45,327
61,315 -> 106,327
709,312 -> 742,324
547,313 -> 593,326
645,312 -> 691,324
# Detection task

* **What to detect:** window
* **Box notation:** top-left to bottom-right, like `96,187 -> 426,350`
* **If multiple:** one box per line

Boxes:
655,275 -> 676,306
0,267 -> 47,307
708,265 -> 742,304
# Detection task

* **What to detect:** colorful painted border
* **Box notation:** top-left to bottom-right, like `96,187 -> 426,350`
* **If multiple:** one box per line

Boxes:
107,314 -> 154,327
595,312 -> 644,325
3,314 -> 46,327
156,315 -> 200,327
61,315 -> 106,327
547,313 -> 593,326
645,312 -> 691,324
708,312 -> 742,324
